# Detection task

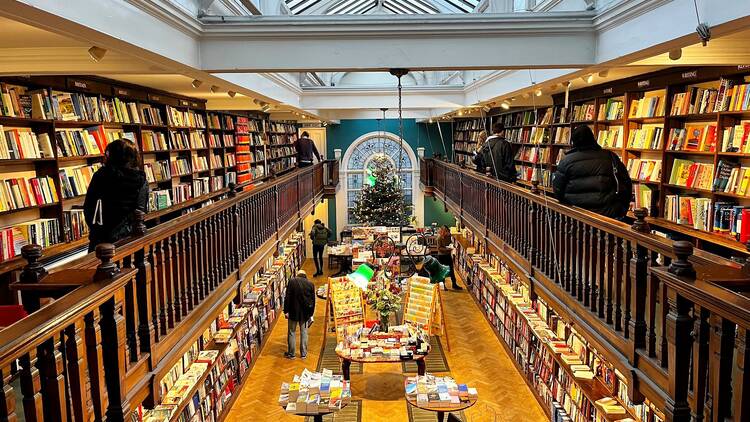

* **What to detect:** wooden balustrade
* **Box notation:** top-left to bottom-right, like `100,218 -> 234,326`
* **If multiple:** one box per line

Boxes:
421,157 -> 750,422
0,162 -> 334,421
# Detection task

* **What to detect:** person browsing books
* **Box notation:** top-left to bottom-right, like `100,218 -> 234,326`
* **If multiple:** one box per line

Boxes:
552,125 -> 632,220
472,122 -> 517,182
309,219 -> 331,276
435,225 -> 462,290
83,139 -> 148,252
295,131 -> 322,168
284,269 -> 316,359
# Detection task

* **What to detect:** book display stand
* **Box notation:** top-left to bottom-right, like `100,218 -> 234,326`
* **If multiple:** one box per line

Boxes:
403,275 -> 450,351
323,276 -> 366,341
404,376 -> 478,422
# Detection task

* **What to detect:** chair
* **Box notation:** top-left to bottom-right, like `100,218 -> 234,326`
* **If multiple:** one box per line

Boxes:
0,305 -> 28,328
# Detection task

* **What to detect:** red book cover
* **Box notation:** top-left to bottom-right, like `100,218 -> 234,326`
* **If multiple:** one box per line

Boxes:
29,178 -> 43,204
684,164 -> 699,188
741,209 -> 750,243
703,125 -> 717,151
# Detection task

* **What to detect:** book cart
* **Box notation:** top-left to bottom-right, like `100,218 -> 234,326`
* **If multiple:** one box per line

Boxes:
487,66 -> 750,258
402,275 -> 450,351
454,226 -> 665,422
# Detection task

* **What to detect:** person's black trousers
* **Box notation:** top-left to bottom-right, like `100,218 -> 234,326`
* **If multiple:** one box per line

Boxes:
312,244 -> 325,274
437,254 -> 458,287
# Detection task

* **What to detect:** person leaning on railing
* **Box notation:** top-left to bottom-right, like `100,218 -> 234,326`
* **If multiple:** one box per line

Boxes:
83,139 -> 149,252
295,131 -> 322,168
552,126 -> 632,220
472,122 -> 518,183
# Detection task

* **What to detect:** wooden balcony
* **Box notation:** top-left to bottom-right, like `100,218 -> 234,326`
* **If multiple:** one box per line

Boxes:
0,161 -> 337,421
420,157 -> 750,422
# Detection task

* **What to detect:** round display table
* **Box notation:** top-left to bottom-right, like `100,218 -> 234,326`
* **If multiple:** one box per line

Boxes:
405,392 -> 477,422
280,403 -> 349,422
335,350 -> 428,381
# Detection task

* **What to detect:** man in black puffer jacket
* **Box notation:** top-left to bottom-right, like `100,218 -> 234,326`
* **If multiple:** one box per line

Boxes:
552,126 -> 632,219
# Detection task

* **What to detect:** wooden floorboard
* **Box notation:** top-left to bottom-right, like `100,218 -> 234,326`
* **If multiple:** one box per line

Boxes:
224,259 -> 547,422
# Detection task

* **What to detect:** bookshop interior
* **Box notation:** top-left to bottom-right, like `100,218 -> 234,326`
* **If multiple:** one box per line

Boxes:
3,1 -> 750,422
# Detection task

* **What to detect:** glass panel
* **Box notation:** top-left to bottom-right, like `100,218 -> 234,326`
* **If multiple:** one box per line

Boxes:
347,190 -> 361,207
347,173 -> 364,189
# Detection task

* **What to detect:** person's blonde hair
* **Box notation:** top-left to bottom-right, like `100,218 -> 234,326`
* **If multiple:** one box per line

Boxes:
476,130 -> 488,151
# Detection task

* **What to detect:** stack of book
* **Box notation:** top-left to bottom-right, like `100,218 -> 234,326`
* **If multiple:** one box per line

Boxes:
629,96 -> 664,118
668,159 -> 714,190
627,126 -> 663,149
0,127 -> 53,159
0,175 -> 59,210
142,130 -> 168,151
598,99 -> 624,121
405,374 -> 477,407
335,324 -> 429,360
279,369 -> 351,414
626,159 -> 661,182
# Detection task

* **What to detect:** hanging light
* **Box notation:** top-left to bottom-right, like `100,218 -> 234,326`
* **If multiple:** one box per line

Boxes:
88,46 -> 107,62
347,264 -> 374,290
191,79 -> 203,88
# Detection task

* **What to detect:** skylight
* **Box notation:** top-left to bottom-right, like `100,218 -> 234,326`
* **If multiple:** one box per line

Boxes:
284,0 -> 479,15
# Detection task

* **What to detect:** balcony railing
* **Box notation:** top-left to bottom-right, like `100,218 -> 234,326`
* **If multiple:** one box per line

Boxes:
421,157 -> 750,422
0,161 -> 336,421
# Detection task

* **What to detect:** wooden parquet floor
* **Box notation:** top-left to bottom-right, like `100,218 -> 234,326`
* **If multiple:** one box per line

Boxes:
224,260 -> 546,422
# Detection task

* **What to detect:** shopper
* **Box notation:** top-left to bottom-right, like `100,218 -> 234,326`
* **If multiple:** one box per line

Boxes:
84,139 -> 149,252
295,131 -> 322,168
435,225 -> 461,290
309,219 -> 331,276
475,130 -> 488,153
552,125 -> 632,220
284,270 -> 316,359
472,122 -> 517,182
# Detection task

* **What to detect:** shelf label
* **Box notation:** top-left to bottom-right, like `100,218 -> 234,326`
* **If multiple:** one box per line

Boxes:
738,65 -> 750,70
190,102 -> 199,108
151,95 -> 161,101
681,70 -> 698,79
115,88 -> 130,96
637,80 -> 650,88
602,88 -> 613,94
179,99 -> 189,106
72,80 -> 88,89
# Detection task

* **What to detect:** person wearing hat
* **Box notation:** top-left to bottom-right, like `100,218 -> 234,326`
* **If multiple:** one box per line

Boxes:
284,269 -> 316,359
552,125 -> 632,219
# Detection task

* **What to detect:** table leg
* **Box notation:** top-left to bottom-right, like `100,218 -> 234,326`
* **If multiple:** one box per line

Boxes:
342,358 -> 351,381
437,411 -> 445,422
417,359 -> 426,376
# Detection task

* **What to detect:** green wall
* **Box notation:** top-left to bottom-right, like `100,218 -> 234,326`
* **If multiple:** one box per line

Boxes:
424,197 -> 456,228
326,118 -> 453,238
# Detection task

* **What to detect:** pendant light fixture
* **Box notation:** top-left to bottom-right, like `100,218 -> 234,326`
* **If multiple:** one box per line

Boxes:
389,68 -> 409,186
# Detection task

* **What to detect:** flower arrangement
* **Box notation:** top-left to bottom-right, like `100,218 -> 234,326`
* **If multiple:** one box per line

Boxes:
366,286 -> 402,331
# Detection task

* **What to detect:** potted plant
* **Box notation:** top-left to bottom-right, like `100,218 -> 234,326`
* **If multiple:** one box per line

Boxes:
366,287 -> 401,332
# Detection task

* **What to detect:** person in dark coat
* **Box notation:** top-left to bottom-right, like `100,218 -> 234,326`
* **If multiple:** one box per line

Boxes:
472,122 -> 517,183
552,125 -> 632,219
284,270 -> 316,359
84,139 -> 148,252
294,131 -> 322,168
309,219 -> 331,276
435,225 -> 461,290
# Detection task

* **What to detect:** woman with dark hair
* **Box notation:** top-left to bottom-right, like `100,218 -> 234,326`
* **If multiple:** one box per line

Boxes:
552,126 -> 632,219
84,139 -> 149,252
435,225 -> 462,290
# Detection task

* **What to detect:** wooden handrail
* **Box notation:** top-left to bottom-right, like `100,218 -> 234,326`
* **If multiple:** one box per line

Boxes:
421,157 -> 750,422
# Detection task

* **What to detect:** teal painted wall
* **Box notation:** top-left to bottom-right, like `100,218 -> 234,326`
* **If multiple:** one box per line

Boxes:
326,119 -> 453,238
424,197 -> 456,228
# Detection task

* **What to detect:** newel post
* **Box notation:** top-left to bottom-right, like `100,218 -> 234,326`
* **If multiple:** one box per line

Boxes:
94,244 -> 119,282
530,179 -> 540,194
631,207 -> 650,233
20,244 -> 47,283
131,210 -> 146,237
663,241 -> 696,422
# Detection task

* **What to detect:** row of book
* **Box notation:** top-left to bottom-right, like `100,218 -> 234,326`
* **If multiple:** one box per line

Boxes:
235,117 -> 262,134
629,95 -> 665,118
666,125 -> 717,152
627,126 -> 663,150
268,146 -> 295,159
714,161 -> 750,196
597,98 -> 624,121
626,159 -> 662,182
0,218 -> 61,262
571,104 -> 595,122
0,127 -> 53,159
662,197 -> 750,241
192,155 -> 209,173
141,131 -> 168,151
597,127 -> 622,149
236,149 -> 265,164
516,146 -> 549,164
236,132 -> 264,146
268,134 -> 294,146
59,163 -> 102,199
144,160 -> 171,183
453,130 -> 485,142
55,127 -> 121,157
210,154 -> 223,169
168,131 -> 207,150
208,133 -> 234,148
455,119 -> 484,131
0,175 -> 59,211
720,122 -> 750,153
668,159 -> 714,190
166,106 -> 206,128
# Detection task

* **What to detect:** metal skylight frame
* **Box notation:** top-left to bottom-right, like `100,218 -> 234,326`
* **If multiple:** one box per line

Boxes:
284,0 -> 476,14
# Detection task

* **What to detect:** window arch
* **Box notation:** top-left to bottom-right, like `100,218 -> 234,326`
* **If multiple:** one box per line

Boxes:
342,132 -> 416,225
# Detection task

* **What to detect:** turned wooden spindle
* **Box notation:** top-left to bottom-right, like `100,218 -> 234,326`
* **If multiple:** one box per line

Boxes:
132,210 -> 146,237
631,207 -> 650,233
485,167 -> 492,176
227,182 -> 237,198
668,240 -> 696,278
20,244 -> 47,283
94,243 -> 119,282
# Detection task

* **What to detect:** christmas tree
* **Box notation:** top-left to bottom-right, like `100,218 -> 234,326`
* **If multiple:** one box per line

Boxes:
352,155 -> 413,226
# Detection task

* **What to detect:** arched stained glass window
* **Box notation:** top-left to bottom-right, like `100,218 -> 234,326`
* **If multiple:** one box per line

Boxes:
344,135 -> 414,224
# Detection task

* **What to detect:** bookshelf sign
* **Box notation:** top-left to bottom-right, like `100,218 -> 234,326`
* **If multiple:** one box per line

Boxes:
602,88 -> 613,95
72,80 -> 88,90
179,99 -> 189,107
637,80 -> 650,88
190,102 -> 199,108
738,65 -> 750,70
681,70 -> 698,79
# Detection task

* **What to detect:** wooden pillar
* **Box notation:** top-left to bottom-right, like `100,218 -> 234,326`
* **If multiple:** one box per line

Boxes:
664,285 -> 692,422
100,291 -> 130,422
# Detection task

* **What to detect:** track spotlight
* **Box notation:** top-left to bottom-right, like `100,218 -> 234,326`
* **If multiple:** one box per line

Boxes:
302,115 -> 307,119
210,85 -> 220,93
429,118 -> 433,123
535,89 -> 543,97
510,97 -> 516,102
669,48 -> 682,60
88,46 -> 107,62
482,105 -> 491,113
457,109 -> 464,116
598,70 -> 609,78
261,104 -> 271,112
228,91 -> 236,98
500,101 -> 511,110
253,99 -> 261,105
191,79 -> 203,88
581,74 -> 594,84
522,93 -> 531,99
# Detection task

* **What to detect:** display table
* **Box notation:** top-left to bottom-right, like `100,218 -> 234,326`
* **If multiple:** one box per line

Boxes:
404,377 -> 478,422
279,404 -> 349,422
336,350 -> 428,380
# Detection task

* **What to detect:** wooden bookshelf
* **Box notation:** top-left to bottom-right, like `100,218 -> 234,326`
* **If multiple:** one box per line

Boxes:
0,75 -> 275,266
452,117 -> 489,167
486,66 -> 750,257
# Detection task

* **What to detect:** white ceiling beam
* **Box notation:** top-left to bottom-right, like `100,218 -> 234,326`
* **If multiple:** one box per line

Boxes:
300,86 -> 465,109
198,13 -> 597,71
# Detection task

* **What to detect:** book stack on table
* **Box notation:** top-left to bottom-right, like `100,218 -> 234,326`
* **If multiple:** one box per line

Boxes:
405,374 -> 477,408
279,369 -> 351,414
335,324 -> 429,360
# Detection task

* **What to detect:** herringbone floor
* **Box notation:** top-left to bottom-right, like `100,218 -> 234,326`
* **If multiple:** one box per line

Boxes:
224,259 -> 546,422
